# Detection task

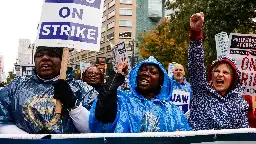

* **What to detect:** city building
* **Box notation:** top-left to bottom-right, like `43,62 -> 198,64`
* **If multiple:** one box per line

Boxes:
0,54 -> 5,83
69,0 -> 168,76
136,0 -> 166,43
69,0 -> 137,75
14,39 -> 35,76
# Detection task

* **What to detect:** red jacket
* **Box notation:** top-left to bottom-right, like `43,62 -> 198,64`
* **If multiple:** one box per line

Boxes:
243,95 -> 256,128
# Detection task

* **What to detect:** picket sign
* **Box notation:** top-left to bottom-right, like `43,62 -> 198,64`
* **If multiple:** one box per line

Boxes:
36,0 -> 104,113
215,32 -> 229,58
112,41 -> 131,89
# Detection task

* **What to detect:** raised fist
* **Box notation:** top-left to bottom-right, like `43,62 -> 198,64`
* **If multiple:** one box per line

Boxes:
190,12 -> 204,31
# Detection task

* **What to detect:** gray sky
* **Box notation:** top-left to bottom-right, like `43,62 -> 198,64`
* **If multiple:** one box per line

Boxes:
0,0 -> 43,75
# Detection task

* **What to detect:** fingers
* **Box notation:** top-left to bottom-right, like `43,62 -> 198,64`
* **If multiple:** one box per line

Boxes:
117,62 -> 129,74
190,12 -> 204,22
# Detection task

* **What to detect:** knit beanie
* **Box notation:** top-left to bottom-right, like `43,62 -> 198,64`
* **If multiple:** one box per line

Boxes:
34,46 -> 64,60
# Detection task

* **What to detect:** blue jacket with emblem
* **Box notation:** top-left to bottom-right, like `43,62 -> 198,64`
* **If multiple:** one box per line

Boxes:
0,68 -> 97,134
89,56 -> 190,133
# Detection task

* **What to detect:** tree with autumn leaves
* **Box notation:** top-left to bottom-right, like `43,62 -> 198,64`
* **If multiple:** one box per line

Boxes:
139,18 -> 189,73
139,0 -> 256,73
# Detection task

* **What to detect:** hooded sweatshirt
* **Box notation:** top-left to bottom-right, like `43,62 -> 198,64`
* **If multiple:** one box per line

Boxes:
0,68 -> 93,134
188,40 -> 249,130
89,56 -> 190,133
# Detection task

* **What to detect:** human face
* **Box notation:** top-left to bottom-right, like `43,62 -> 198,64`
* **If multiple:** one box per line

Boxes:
84,67 -> 101,85
137,64 -> 161,91
173,64 -> 185,81
211,63 -> 233,96
34,50 -> 61,79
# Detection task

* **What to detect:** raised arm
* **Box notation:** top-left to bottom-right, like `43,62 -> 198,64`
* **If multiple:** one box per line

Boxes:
89,62 -> 128,132
188,12 -> 208,93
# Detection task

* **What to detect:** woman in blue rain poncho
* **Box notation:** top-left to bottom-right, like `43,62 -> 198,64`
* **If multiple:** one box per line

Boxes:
89,56 -> 190,133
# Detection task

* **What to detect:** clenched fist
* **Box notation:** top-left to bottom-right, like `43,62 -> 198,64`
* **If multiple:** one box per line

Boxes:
190,12 -> 204,31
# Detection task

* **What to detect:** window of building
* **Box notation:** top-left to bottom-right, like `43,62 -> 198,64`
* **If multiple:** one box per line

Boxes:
101,26 -> 106,33
107,21 -> 115,29
107,45 -> 111,52
108,10 -> 115,19
82,54 -> 87,60
98,47 -> 105,55
100,36 -> 105,44
102,15 -> 106,23
119,31 -> 132,38
108,0 -> 115,8
103,5 -> 107,12
119,20 -> 132,27
119,8 -> 132,16
120,0 -> 132,4
107,32 -> 114,40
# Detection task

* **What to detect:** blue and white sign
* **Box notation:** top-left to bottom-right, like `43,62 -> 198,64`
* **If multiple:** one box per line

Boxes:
36,0 -> 104,51
170,90 -> 190,113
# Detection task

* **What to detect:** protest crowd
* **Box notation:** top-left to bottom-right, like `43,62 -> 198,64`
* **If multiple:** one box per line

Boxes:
0,12 -> 255,136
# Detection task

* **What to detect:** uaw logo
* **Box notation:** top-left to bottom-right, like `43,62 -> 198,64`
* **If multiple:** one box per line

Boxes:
170,90 -> 190,113
22,95 -> 62,131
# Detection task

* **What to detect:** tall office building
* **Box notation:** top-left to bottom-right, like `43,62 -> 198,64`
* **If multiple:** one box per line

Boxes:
136,0 -> 165,40
69,0 -> 167,73
15,39 -> 35,76
69,0 -> 136,65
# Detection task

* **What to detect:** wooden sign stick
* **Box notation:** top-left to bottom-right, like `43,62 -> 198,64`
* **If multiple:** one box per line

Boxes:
56,48 -> 69,114
252,96 -> 256,114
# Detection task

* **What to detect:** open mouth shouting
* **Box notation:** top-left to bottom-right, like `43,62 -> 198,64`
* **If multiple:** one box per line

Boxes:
216,79 -> 224,86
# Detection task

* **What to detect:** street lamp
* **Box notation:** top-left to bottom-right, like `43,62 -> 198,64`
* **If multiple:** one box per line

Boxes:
128,39 -> 136,68
28,43 -> 35,65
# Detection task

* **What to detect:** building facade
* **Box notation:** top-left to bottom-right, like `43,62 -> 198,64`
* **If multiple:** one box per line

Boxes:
15,39 -> 35,76
69,0 -> 136,75
69,0 -> 168,75
136,0 -> 166,54
0,54 -> 5,83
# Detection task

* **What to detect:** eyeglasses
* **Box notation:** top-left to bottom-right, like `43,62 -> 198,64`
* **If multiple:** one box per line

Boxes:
87,71 -> 101,76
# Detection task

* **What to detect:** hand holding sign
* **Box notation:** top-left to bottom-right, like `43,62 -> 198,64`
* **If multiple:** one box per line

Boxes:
190,12 -> 204,31
117,62 -> 129,76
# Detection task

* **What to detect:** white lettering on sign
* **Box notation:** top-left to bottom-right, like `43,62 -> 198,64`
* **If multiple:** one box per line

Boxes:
41,24 -> 96,41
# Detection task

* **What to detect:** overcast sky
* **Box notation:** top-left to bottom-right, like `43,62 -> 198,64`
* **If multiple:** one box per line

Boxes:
0,0 -> 43,76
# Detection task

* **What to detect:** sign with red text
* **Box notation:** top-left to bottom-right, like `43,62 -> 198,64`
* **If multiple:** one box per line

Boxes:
228,33 -> 256,96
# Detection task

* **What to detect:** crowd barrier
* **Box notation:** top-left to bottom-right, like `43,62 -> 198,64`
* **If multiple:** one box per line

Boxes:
1,128 -> 256,144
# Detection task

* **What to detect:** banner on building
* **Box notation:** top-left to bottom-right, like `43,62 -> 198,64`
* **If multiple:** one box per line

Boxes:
21,65 -> 34,76
36,0 -> 104,51
228,33 -> 256,96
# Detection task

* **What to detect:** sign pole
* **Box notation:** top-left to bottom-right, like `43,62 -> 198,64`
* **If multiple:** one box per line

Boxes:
55,48 -> 69,114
